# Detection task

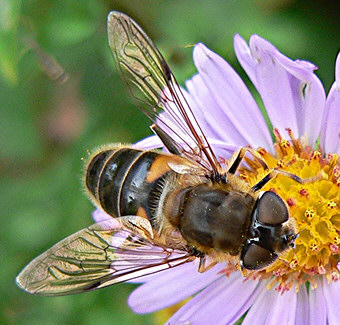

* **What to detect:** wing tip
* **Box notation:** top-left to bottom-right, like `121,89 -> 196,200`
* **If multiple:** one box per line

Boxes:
15,272 -> 24,290
108,10 -> 122,18
15,269 -> 34,295
15,261 -> 46,296
108,11 -> 128,27
107,11 -> 127,49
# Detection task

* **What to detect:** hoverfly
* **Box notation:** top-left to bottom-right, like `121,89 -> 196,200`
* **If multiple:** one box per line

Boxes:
16,11 -> 299,297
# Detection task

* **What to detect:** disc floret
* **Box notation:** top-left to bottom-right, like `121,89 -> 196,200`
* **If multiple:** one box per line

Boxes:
242,129 -> 340,292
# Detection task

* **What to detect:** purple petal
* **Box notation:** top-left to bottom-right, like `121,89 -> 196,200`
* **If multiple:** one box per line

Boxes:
309,279 -> 327,325
134,135 -> 163,150
128,262 -> 224,313
167,273 -> 264,325
234,34 -> 298,137
297,74 -> 326,147
320,52 -> 340,155
233,34 -> 260,90
235,34 -> 326,146
295,285 -> 309,325
182,83 -> 221,141
322,276 -> 340,325
266,288 -> 297,324
208,139 -> 238,163
92,209 -> 111,222
134,121 -> 238,162
186,74 -> 246,144
193,43 -> 273,151
243,285 -> 297,324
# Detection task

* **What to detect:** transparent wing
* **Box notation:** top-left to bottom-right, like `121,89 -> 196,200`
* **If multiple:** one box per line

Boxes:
16,217 -> 193,296
108,11 -> 221,172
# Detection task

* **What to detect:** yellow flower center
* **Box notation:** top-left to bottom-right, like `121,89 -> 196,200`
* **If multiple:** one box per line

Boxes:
241,129 -> 340,292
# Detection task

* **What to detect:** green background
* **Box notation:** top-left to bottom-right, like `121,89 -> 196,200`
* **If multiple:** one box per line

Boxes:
1,0 -> 339,324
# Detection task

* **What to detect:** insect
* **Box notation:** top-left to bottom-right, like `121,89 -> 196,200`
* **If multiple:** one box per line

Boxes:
25,36 -> 69,84
16,11 -> 300,297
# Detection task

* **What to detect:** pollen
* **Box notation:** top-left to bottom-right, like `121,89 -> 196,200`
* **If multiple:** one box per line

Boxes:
240,130 -> 340,293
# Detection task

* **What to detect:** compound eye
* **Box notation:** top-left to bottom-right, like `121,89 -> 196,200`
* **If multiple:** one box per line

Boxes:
257,191 -> 288,225
241,243 -> 278,270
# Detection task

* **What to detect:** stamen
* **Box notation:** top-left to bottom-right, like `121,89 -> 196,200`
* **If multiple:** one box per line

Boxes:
312,151 -> 322,159
289,259 -> 298,269
257,147 -> 267,156
280,139 -> 290,149
299,188 -> 309,197
239,173 -> 248,181
330,271 -> 340,281
287,198 -> 296,207
330,244 -> 338,253
327,201 -> 337,209
309,241 -> 319,252
277,159 -> 285,168
318,265 -> 326,274
305,208 -> 316,220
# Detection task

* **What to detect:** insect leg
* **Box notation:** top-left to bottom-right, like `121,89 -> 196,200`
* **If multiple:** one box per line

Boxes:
251,168 -> 324,192
150,124 -> 182,155
198,256 -> 217,273
227,147 -> 269,174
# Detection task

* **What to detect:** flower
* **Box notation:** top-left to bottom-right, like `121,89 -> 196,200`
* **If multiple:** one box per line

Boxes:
95,35 -> 340,324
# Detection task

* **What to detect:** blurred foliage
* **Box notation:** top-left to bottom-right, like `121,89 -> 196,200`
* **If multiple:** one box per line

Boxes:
1,0 -> 339,324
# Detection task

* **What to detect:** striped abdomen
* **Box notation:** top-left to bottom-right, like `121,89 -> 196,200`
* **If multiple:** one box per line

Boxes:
85,146 -> 184,226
